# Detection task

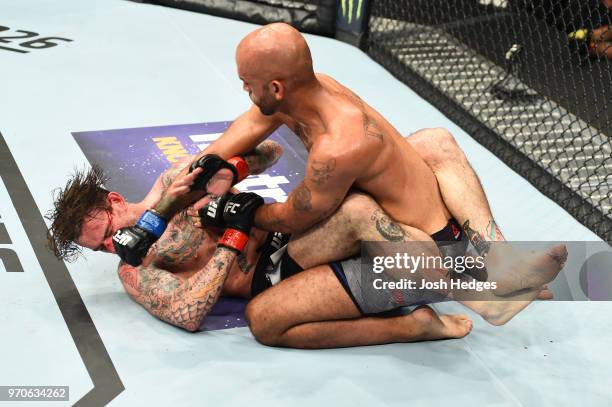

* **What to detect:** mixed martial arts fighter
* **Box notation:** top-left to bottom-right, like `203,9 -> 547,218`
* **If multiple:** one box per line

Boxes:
47,143 -> 551,349
114,23 -> 567,299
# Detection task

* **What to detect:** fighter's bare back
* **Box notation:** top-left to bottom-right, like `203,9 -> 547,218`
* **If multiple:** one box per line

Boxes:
275,73 -> 452,235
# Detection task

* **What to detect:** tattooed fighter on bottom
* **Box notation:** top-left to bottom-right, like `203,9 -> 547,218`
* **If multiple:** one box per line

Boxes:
47,142 -> 551,349
125,23 -> 567,300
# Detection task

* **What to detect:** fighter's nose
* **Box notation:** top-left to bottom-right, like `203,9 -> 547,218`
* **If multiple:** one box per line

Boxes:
104,237 -> 116,254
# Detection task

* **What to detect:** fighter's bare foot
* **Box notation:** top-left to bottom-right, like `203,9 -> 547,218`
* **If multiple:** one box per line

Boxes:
537,284 -> 554,300
409,305 -> 473,340
487,244 -> 568,296
478,284 -> 552,326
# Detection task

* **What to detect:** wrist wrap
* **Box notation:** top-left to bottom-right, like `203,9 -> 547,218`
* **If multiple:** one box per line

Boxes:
218,229 -> 249,253
227,156 -> 249,183
135,210 -> 167,238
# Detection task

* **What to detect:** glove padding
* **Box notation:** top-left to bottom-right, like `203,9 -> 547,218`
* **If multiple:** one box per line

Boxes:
189,154 -> 239,191
198,192 -> 234,229
218,192 -> 264,253
112,210 -> 167,267
112,225 -> 158,267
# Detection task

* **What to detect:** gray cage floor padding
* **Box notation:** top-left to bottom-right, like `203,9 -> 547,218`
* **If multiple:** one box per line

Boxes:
0,0 -> 610,405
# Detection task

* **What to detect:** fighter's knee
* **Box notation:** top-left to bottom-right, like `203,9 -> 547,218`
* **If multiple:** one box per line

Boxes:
430,128 -> 459,159
430,127 -> 456,145
245,299 -> 281,346
417,128 -> 462,169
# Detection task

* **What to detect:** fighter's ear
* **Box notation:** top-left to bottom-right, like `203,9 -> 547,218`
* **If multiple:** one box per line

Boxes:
107,192 -> 127,210
270,80 -> 284,100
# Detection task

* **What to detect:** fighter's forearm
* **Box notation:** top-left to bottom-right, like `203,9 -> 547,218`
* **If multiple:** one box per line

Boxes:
196,107 -> 281,161
143,247 -> 238,331
153,140 -> 284,220
254,201 -> 315,234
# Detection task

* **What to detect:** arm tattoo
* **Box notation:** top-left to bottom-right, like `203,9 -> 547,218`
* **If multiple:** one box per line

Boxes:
160,164 -> 184,188
363,113 -> 384,141
292,182 -> 313,212
236,253 -> 253,274
244,140 -> 283,175
155,212 -> 205,268
133,247 -> 236,331
310,158 -> 337,186
371,209 -> 407,242
119,265 -> 139,291
336,86 -> 384,142
462,220 -> 491,256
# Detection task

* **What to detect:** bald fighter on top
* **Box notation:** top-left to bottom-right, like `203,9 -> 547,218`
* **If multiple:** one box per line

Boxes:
113,23 -> 566,296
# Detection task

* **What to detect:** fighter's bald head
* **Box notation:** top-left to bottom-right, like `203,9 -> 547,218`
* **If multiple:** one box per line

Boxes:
236,23 -> 314,88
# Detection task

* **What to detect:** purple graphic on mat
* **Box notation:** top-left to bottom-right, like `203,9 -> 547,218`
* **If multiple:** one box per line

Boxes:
73,121 -> 307,331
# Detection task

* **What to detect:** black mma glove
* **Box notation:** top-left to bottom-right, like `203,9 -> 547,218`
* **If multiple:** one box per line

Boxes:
112,210 -> 167,267
217,192 -> 264,253
198,192 -> 234,229
189,154 -> 249,191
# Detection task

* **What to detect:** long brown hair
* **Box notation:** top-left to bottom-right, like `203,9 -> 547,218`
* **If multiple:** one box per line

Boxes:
46,165 -> 110,262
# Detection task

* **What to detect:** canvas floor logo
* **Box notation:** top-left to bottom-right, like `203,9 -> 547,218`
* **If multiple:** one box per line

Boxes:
0,212 -> 24,273
0,175 -> 26,273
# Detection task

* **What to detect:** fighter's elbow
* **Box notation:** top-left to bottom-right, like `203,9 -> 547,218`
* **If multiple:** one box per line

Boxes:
179,319 -> 202,333
262,140 -> 283,165
279,219 -> 312,235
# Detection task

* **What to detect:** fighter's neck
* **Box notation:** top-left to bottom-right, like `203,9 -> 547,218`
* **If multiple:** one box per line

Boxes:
126,202 -> 150,224
282,81 -> 331,138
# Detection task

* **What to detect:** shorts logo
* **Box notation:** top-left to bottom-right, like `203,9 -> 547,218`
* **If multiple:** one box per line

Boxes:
451,223 -> 461,240
270,232 -> 283,250
112,230 -> 133,246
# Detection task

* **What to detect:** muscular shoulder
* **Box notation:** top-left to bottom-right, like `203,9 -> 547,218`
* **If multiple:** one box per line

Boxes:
317,113 -> 383,156
309,134 -> 371,181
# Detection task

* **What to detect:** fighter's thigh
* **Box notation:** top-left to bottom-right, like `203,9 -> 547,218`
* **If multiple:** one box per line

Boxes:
246,265 -> 361,330
286,192 -> 376,269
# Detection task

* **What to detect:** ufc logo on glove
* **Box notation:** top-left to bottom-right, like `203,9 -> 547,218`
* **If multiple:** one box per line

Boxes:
113,231 -> 133,246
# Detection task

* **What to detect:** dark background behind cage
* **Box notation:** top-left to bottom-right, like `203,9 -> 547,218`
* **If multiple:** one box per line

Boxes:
365,0 -> 611,242
130,0 -> 337,36
126,0 -> 611,242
